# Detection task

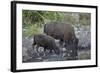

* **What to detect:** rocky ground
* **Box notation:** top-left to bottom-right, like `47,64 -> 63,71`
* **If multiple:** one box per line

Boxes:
22,26 -> 91,63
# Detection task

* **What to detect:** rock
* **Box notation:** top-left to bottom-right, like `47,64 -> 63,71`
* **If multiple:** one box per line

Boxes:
75,25 -> 91,48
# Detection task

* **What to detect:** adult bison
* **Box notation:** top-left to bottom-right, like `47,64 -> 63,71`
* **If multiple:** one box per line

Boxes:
32,34 -> 60,55
44,22 -> 78,60
44,22 -> 78,46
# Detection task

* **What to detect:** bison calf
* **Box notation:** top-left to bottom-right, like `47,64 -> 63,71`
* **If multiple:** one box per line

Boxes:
32,34 -> 60,55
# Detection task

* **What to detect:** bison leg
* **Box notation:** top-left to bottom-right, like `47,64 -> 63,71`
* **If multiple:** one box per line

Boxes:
32,42 -> 38,53
70,44 -> 78,59
32,42 -> 36,49
35,45 -> 40,52
64,39 -> 78,60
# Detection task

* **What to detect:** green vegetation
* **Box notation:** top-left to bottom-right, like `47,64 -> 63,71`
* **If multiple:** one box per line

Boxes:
22,10 -> 91,38
79,13 -> 91,25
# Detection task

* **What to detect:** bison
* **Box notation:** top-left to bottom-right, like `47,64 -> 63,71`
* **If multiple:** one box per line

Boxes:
44,22 -> 78,46
44,22 -> 79,60
32,34 -> 60,55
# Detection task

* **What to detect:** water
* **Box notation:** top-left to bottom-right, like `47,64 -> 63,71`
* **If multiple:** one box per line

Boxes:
22,26 -> 91,63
